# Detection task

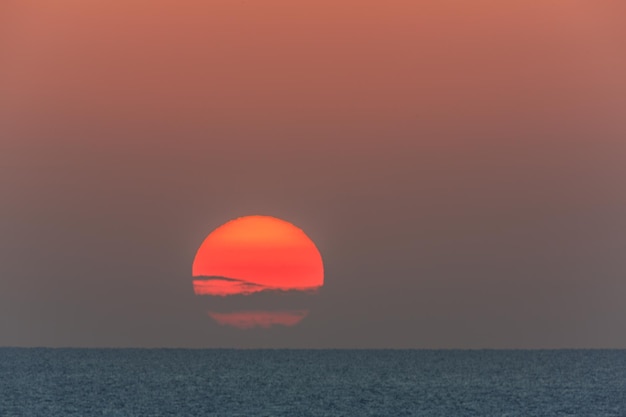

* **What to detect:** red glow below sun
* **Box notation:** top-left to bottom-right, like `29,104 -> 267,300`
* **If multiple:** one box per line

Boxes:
208,310 -> 309,329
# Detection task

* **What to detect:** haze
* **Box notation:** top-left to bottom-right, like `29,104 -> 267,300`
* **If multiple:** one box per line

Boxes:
1,1 -> 625,348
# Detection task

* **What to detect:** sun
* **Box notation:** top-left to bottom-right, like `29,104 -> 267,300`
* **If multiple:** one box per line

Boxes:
192,215 -> 324,296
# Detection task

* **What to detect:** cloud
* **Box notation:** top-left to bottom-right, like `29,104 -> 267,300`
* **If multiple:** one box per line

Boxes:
193,277 -> 264,296
193,276 -> 321,296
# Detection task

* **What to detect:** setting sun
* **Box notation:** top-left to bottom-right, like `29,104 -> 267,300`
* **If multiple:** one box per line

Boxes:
193,215 -> 323,296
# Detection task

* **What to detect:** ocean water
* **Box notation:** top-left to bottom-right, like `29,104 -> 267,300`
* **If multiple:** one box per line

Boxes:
1,349 -> 625,416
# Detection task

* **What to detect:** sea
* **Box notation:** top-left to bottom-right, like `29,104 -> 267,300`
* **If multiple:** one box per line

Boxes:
1,349 -> 625,416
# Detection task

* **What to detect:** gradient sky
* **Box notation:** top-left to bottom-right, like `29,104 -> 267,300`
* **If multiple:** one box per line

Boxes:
1,1 -> 625,348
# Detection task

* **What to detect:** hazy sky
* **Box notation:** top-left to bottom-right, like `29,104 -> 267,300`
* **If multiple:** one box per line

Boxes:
1,1 -> 625,348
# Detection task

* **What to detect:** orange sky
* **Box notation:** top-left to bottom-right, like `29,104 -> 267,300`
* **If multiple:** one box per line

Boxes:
3,1 -> 625,142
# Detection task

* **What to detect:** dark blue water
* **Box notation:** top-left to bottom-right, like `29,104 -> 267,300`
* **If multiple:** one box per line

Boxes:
1,349 -> 625,416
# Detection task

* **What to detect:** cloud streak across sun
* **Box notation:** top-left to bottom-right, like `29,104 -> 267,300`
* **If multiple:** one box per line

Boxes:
193,276 -> 321,297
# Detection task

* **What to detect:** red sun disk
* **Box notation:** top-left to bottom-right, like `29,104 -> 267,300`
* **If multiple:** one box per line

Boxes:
192,216 -> 324,292
195,252 -> 322,288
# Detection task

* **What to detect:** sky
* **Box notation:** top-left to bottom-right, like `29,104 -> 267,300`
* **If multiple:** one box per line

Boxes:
1,1 -> 625,348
